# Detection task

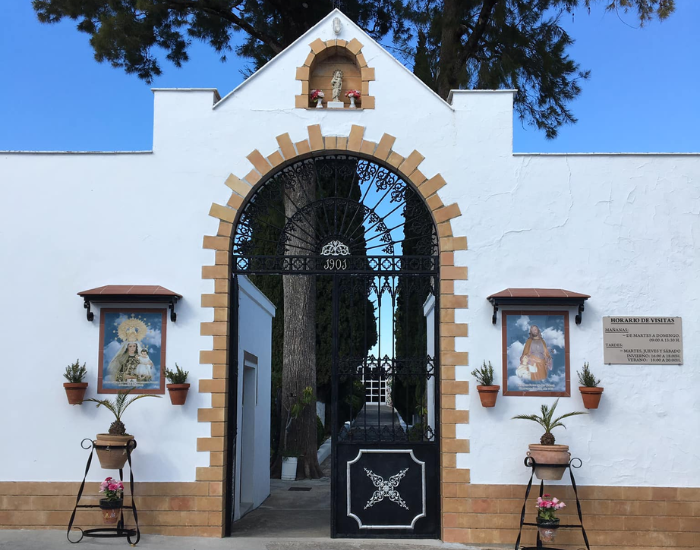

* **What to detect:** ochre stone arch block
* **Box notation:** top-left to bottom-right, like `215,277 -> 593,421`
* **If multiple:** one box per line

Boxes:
295,39 -> 376,109
200,125 -> 468,538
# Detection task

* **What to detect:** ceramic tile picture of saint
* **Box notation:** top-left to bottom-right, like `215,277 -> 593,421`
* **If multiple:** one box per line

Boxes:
98,309 -> 167,394
502,311 -> 570,397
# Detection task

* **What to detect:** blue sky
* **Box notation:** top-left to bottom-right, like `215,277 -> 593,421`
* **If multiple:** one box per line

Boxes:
1,2 -> 698,152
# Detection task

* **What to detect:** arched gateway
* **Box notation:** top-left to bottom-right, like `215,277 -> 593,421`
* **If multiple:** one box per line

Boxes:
231,151 -> 440,537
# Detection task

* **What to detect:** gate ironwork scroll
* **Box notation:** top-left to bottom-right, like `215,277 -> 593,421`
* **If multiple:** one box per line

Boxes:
231,154 -> 440,537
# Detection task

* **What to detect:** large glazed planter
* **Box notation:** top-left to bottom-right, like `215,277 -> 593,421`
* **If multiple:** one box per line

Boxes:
94,434 -> 135,470
527,444 -> 570,480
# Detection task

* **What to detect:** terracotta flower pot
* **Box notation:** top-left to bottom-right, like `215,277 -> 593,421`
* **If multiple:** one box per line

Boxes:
536,518 -> 560,542
99,498 -> 123,524
580,386 -> 604,409
64,382 -> 88,405
94,434 -> 135,470
167,383 -> 190,405
476,385 -> 500,407
527,444 -> 571,480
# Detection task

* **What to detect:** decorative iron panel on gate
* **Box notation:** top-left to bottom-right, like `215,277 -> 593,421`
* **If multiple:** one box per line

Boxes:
231,154 -> 440,538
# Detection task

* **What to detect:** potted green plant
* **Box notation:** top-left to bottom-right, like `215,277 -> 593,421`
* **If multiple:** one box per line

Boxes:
512,399 -> 587,480
98,477 -> 124,524
471,361 -> 499,407
535,494 -> 566,542
63,359 -> 88,405
165,363 -> 190,405
577,362 -> 603,409
281,386 -> 313,481
85,389 -> 160,470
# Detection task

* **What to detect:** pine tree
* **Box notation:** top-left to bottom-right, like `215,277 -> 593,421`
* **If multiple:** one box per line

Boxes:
35,0 -> 674,137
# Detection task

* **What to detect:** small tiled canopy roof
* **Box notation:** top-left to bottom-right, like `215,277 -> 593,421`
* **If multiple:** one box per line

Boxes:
487,288 -> 589,300
78,285 -> 181,298
487,288 -> 590,324
78,286 -> 182,322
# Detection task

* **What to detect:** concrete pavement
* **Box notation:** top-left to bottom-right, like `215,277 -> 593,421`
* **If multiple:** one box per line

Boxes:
0,529 -> 508,549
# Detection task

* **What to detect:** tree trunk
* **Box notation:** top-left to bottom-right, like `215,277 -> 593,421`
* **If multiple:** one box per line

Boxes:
437,0 -> 461,99
279,166 -> 323,479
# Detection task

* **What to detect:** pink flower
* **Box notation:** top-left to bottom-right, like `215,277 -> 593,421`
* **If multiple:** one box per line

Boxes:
552,497 -> 559,504
107,483 -> 118,492
543,494 -> 551,498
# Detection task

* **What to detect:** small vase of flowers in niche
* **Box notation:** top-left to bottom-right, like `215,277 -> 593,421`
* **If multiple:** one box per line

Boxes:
535,494 -> 566,542
345,89 -> 361,108
99,477 -> 124,524
311,89 -> 324,108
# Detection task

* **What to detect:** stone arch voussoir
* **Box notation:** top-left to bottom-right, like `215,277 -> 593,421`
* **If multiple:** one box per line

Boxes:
199,124 -> 469,539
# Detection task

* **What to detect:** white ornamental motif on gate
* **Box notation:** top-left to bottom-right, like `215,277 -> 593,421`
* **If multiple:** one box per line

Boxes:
363,468 -> 409,510
346,449 -> 426,530
321,240 -> 350,256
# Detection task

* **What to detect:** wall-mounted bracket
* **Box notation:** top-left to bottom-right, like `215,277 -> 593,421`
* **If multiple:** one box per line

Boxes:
83,299 -> 94,322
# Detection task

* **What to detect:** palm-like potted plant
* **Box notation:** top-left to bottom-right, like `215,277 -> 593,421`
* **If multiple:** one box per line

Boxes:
471,361 -> 499,407
85,389 -> 160,469
512,399 -> 587,480
578,362 -> 603,409
63,359 -> 88,405
165,364 -> 190,405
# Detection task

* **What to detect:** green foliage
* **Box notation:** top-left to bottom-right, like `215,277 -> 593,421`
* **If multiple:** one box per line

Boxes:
290,386 -> 314,419
577,362 -> 600,387
85,388 -> 161,435
392,189 -> 432,423
34,1 -> 674,139
165,363 -> 189,384
316,415 -> 326,449
64,359 -> 87,383
512,399 -> 587,443
471,361 -> 495,386
407,422 -> 425,442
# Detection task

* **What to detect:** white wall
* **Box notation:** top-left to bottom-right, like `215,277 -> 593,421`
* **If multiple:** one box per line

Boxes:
0,10 -> 698,489
234,277 -> 275,519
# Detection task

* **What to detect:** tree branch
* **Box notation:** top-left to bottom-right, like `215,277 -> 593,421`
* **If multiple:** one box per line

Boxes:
459,0 -> 501,66
164,0 -> 283,53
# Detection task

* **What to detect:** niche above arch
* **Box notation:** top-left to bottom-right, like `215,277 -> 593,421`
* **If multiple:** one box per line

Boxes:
295,38 -> 376,109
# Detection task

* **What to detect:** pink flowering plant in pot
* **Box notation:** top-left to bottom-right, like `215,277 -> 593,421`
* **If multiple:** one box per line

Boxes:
535,494 -> 566,542
99,477 -> 124,524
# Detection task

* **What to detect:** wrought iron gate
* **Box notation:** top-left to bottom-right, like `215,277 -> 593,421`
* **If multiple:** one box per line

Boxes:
231,154 -> 440,538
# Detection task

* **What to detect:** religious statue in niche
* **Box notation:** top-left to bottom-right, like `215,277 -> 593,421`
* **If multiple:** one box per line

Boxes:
502,311 -> 570,397
97,308 -> 167,394
331,69 -> 343,102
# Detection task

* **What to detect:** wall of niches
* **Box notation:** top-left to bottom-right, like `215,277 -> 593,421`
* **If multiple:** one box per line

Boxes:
295,38 -> 376,109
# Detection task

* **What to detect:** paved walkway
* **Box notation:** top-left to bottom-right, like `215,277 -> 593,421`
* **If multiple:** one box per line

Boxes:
0,529 -> 499,549
353,402 -> 402,427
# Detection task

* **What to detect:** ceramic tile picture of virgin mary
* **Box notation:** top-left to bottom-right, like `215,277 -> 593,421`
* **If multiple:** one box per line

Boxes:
98,308 -> 167,394
502,311 -> 570,397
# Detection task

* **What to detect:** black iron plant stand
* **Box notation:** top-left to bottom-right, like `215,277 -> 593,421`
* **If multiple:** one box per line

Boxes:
67,438 -> 140,545
515,457 -> 590,550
